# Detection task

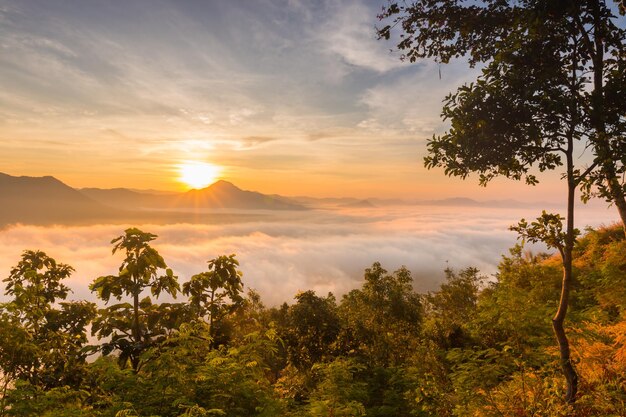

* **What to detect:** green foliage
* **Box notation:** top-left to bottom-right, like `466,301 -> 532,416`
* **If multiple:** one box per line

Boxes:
511,211 -> 581,258
339,263 -> 422,366
90,228 -> 179,303
2,380 -> 93,417
3,226 -> 626,416
307,358 -> 367,417
281,290 -> 341,370
182,254 -> 244,346
4,249 -> 72,308
0,250 -> 96,395
475,245 -> 559,350
90,228 -> 180,371
574,225 -> 626,317
423,267 -> 483,349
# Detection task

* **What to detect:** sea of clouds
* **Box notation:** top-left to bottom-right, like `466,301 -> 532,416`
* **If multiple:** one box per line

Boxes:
0,204 -> 618,306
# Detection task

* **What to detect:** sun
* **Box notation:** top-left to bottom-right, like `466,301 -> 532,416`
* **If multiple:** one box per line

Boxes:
178,161 -> 221,189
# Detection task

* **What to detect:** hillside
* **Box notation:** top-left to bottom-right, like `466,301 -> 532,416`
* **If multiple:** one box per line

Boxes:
0,173 -> 118,225
172,180 -> 305,210
82,180 -> 305,211
0,173 -> 305,227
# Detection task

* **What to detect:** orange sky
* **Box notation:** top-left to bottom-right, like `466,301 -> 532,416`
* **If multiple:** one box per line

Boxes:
0,0 -> 575,202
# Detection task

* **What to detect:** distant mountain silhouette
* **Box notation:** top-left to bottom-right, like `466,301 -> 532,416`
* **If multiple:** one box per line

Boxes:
340,199 -> 376,208
80,187 -> 169,209
171,180 -> 305,210
82,180 -> 305,211
0,173 -> 117,225
0,172 -> 536,227
289,196 -> 362,208
415,197 -> 530,208
0,173 -> 283,227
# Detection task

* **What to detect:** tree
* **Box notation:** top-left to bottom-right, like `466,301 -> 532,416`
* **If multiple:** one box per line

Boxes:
90,228 -> 180,371
424,267 -> 484,349
281,290 -> 341,370
378,1 -> 626,232
307,358 -> 367,417
182,254 -> 244,347
339,262 -> 422,367
377,0 -> 625,402
575,1 -> 626,232
0,250 -> 96,394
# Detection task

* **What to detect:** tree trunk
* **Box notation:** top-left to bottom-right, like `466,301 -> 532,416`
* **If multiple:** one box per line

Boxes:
607,176 -> 626,235
132,290 -> 141,372
554,144 -> 578,403
589,0 -> 626,235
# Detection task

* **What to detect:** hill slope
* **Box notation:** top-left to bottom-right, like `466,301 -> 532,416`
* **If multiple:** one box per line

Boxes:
171,180 -> 305,210
81,180 -> 305,211
0,173 -> 117,225
0,173 -> 305,226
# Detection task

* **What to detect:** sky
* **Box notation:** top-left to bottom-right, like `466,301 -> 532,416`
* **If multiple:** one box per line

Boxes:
0,0 -> 594,200
0,0 -> 623,306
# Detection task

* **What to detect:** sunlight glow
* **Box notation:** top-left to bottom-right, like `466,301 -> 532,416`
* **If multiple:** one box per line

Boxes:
178,161 -> 221,189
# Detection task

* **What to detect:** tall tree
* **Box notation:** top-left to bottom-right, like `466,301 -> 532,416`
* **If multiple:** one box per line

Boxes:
424,267 -> 483,349
90,228 -> 180,371
377,0 -> 625,402
378,0 -> 626,231
576,1 -> 626,232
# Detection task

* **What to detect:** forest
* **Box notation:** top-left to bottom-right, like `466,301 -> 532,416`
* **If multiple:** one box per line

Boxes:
0,224 -> 624,417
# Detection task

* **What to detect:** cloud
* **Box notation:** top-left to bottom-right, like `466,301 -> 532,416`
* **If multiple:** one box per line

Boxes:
358,61 -> 481,137
0,203 -> 619,307
318,1 -> 405,74
1,204 -> 615,307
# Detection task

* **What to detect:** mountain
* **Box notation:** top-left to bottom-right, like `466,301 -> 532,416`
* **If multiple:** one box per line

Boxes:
81,180 -> 306,211
80,187 -> 169,209
170,180 -> 305,210
288,196 -> 362,207
0,173 -> 281,226
340,199 -> 376,208
0,173 -> 117,225
414,197 -> 533,208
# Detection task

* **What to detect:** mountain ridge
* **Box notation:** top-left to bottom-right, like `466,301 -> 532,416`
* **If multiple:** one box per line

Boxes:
0,173 -> 305,226
82,179 -> 305,211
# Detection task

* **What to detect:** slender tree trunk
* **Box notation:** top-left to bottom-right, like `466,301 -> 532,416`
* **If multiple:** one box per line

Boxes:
132,289 -> 141,372
613,195 -> 626,234
554,139 -> 578,403
590,0 -> 626,234
208,289 -> 216,348
133,292 -> 140,341
606,171 -> 626,234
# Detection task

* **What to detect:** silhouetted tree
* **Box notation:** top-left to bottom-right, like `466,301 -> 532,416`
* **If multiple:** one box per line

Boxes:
377,0 -> 626,401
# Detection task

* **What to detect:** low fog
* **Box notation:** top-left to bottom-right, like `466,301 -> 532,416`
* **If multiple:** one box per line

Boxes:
0,204 -> 618,306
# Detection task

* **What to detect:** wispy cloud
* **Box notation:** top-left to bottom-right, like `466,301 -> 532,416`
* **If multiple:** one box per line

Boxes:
318,0 -> 405,74
358,61 -> 481,137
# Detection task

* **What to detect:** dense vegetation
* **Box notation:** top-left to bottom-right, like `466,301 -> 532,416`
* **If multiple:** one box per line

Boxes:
0,225 -> 624,417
